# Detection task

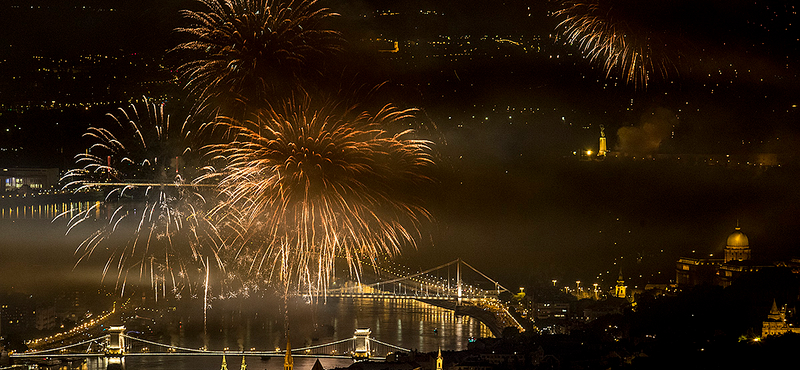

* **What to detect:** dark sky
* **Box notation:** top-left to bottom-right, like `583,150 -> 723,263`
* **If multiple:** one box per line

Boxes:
1,0 -> 800,293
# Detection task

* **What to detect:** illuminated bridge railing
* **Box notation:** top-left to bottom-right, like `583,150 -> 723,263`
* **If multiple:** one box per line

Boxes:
314,259 -> 506,301
309,259 -> 526,334
118,334 -> 409,360
10,335 -> 110,358
13,330 -> 411,361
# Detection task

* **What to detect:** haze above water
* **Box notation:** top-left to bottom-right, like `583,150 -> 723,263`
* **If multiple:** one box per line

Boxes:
4,159 -> 800,293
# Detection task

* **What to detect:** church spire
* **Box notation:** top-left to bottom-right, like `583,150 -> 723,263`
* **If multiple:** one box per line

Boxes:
615,268 -> 627,299
220,353 -> 228,370
436,347 -> 443,370
771,299 -> 779,313
768,298 -> 782,321
284,336 -> 293,370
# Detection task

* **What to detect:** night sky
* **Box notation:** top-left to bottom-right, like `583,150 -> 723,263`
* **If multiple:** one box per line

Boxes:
1,0 -> 800,293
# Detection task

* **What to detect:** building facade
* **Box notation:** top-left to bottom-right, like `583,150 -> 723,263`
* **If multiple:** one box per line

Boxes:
1,168 -> 59,193
762,299 -> 800,337
676,224 -> 767,288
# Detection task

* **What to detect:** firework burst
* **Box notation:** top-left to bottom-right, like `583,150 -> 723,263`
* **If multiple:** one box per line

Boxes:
59,98 -> 222,295
171,0 -> 344,116
553,0 -> 680,87
204,98 -> 435,296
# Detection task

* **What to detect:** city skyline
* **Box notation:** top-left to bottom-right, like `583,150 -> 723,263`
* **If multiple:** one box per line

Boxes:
1,0 -> 799,294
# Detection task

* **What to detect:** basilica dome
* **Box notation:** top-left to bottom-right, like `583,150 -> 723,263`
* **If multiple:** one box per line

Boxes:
727,227 -> 749,248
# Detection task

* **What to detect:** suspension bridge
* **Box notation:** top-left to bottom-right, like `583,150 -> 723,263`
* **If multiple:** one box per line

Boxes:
10,327 -> 408,362
314,259 -> 525,335
10,259 -> 525,366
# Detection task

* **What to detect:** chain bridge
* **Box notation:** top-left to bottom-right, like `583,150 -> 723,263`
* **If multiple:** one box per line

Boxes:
10,327 -> 407,363
10,259 -> 524,367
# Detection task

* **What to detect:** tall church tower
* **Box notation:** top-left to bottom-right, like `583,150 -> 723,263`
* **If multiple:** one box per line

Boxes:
284,337 -> 293,370
614,269 -> 627,299
437,347 -> 443,370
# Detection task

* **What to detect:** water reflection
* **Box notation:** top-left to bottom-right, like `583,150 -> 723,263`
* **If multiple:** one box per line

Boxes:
74,298 -> 491,370
0,200 -> 95,220
158,298 -> 491,353
75,356 -> 352,370
2,200 -> 493,369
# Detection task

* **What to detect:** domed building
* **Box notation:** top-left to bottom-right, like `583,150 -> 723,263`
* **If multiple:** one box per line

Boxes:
676,223 -> 765,288
724,225 -> 751,263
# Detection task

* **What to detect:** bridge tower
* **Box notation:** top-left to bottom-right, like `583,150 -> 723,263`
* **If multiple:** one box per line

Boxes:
456,259 -> 462,304
106,326 -> 126,356
353,328 -> 371,359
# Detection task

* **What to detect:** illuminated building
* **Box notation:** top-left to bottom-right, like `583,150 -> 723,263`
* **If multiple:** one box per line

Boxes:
378,41 -> 400,53
676,223 -> 771,288
762,299 -> 800,337
724,224 -> 751,262
1,168 -> 59,193
614,269 -> 627,299
675,255 -> 719,286
535,302 -> 569,320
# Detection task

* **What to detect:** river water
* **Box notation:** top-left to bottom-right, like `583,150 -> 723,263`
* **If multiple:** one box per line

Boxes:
1,201 -> 492,369
37,298 -> 491,370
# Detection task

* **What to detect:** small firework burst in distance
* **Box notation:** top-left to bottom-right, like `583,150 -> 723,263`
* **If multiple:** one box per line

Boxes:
59,98 -> 222,294
171,0 -> 344,116
553,0 -> 680,88
203,97 -> 436,295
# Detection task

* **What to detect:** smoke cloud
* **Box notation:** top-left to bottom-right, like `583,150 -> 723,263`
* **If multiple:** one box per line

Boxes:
615,107 -> 678,153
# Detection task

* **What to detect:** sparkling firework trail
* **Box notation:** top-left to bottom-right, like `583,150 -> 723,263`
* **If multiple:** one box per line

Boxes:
203,98 -> 436,296
58,98 -> 222,295
553,0 -> 678,88
172,0 -> 344,116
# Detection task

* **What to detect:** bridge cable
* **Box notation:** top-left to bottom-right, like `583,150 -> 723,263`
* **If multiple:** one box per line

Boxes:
291,337 -> 354,352
460,260 -> 510,293
122,334 -> 359,355
367,338 -> 412,353
359,259 -> 459,288
121,334 -> 223,354
23,335 -> 111,355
